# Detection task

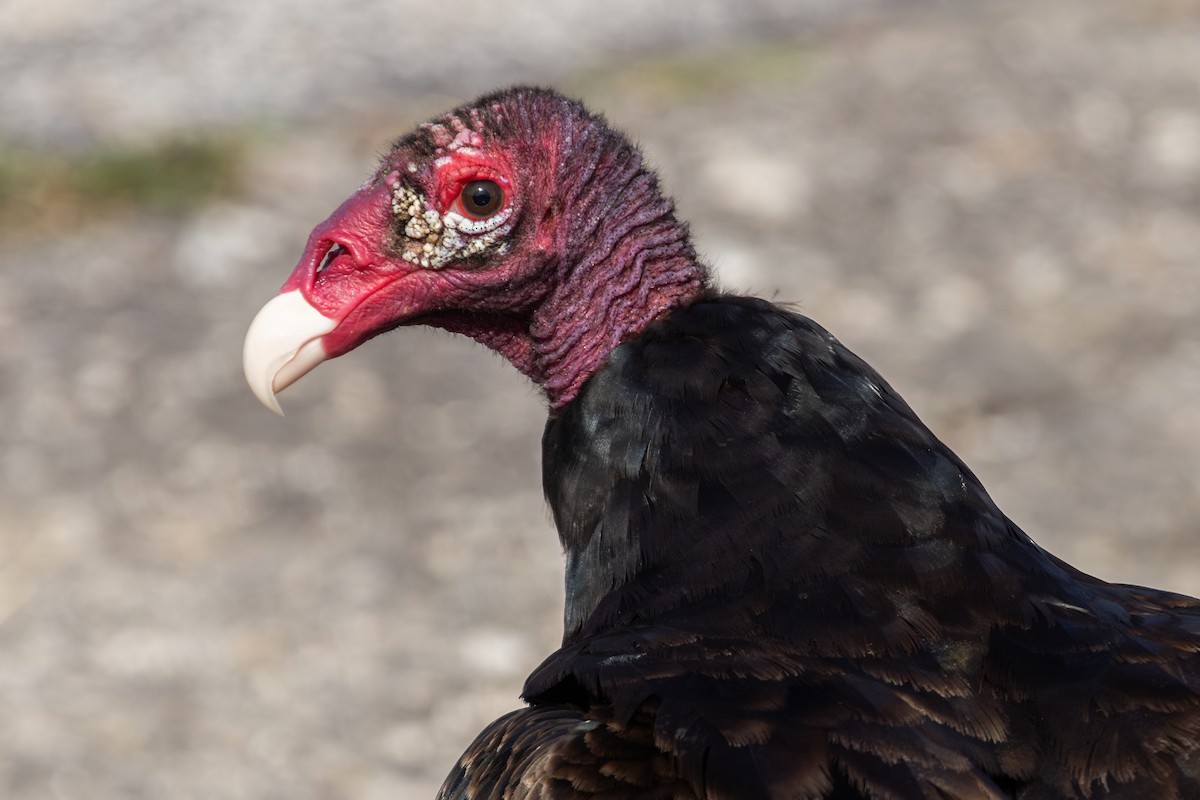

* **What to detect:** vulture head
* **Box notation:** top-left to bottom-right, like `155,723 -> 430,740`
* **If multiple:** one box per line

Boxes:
244,87 -> 706,413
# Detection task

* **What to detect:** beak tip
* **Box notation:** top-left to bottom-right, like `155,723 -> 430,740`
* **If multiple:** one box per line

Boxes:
243,289 -> 337,415
256,382 -> 286,416
242,343 -> 286,415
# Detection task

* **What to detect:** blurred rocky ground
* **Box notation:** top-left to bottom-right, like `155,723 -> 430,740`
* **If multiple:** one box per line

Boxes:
1,0 -> 1198,797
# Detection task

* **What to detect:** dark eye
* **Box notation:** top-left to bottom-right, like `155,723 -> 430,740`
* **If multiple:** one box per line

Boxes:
460,180 -> 503,219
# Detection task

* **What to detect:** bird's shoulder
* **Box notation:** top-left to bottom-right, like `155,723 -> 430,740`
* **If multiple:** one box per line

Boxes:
519,628 -> 1018,800
512,594 -> 1200,799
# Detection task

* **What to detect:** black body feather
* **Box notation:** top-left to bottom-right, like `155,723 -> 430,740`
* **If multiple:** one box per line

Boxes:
439,296 -> 1200,799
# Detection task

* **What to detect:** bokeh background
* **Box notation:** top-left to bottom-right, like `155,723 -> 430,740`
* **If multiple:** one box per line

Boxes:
2,0 -> 1199,797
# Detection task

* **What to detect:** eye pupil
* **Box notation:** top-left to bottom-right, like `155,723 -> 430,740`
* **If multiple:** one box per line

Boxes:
469,186 -> 492,207
461,180 -> 502,218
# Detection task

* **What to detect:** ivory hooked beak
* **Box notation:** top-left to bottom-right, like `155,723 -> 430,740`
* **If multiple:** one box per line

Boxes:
243,290 -> 338,414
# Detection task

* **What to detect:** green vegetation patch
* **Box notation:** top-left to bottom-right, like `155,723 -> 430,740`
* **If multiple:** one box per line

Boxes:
0,135 -> 246,228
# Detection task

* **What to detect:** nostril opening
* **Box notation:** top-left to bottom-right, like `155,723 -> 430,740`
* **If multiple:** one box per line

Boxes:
317,243 -> 347,273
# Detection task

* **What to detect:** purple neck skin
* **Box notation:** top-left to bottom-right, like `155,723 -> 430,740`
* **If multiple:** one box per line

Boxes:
531,134 -> 707,410
425,113 -> 707,411
532,234 -> 704,409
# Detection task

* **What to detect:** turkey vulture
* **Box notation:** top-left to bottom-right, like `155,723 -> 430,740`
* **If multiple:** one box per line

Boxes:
243,87 -> 1200,798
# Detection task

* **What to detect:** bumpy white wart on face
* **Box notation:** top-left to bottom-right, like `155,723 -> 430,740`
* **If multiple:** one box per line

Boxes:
385,170 -> 513,270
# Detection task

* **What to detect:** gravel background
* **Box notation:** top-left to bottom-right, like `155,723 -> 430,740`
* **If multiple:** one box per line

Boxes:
2,0 -> 1199,797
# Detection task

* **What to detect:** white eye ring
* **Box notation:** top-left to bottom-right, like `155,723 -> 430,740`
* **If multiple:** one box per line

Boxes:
443,206 -> 513,235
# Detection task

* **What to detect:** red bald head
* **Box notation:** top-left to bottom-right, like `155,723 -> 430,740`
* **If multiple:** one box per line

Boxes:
244,87 -> 706,414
